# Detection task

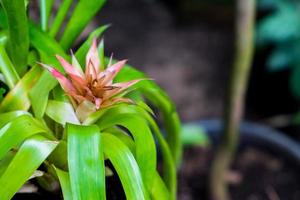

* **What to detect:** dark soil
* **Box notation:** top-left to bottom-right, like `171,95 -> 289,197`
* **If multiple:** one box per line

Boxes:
178,146 -> 300,200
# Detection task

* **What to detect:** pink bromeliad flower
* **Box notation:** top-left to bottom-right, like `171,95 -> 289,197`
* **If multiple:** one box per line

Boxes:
40,39 -> 142,121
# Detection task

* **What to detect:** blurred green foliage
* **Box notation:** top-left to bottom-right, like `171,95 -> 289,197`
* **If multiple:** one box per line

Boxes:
257,0 -> 300,99
0,88 -> 5,102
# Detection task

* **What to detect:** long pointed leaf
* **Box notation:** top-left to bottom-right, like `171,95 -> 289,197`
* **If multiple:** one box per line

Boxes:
0,115 -> 52,160
114,65 -> 182,165
0,66 -> 43,112
0,0 -> 29,75
98,113 -> 156,189
39,0 -> 55,31
49,0 -> 73,37
67,123 -> 106,200
55,167 -> 73,200
0,42 -> 20,89
0,111 -> 30,128
46,100 -> 80,125
0,135 -> 57,200
29,24 -> 67,118
102,133 -> 149,200
60,0 -> 106,49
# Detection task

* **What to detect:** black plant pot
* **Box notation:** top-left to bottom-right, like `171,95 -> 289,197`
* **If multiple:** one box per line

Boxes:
178,119 -> 300,199
197,119 -> 300,164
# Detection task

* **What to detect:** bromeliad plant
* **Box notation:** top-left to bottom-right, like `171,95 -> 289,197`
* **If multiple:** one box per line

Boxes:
0,0 -> 181,200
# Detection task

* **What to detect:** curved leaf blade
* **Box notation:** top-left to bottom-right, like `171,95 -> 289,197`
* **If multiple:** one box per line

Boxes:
46,100 -> 80,125
98,113 -> 156,188
102,133 -> 149,200
0,115 -> 50,160
55,167 -> 73,200
67,123 -> 106,200
0,135 -> 57,200
0,0 -> 29,75
60,0 -> 106,49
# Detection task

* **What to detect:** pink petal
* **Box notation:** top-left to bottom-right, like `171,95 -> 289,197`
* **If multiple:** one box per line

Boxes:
39,63 -> 76,94
56,55 -> 84,78
103,79 -> 142,99
70,50 -> 84,73
85,60 -> 97,80
69,74 -> 87,94
94,98 -> 102,109
99,60 -> 127,85
86,38 -> 100,74
101,97 -> 133,108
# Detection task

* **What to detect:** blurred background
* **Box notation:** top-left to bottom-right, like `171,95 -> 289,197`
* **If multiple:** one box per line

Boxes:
86,0 -> 300,199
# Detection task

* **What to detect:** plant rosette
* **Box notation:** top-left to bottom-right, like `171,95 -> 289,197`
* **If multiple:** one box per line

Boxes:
0,0 -> 181,199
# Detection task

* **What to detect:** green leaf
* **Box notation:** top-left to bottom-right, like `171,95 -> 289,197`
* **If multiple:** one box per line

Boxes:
257,5 -> 300,45
46,100 -> 80,125
48,141 -> 68,170
49,0 -> 73,37
0,135 -> 57,200
0,66 -> 42,112
0,87 -> 5,102
67,123 -> 106,200
114,64 -> 182,166
0,115 -> 53,160
181,123 -> 210,147
102,133 -> 149,200
150,172 -> 170,200
0,42 -> 20,89
39,0 -> 55,31
60,0 -> 106,50
105,127 -> 136,154
75,25 -> 109,66
0,110 -> 30,128
97,113 -> 156,188
29,23 -> 67,118
96,104 -> 176,199
0,0 -> 29,75
55,167 -> 73,200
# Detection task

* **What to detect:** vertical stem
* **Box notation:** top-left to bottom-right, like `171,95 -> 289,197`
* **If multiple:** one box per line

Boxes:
209,0 -> 256,200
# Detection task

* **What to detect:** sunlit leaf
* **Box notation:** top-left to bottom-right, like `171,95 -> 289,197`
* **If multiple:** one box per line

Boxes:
0,135 -> 57,200
55,167 -> 73,200
67,123 -> 106,200
46,100 -> 80,125
98,112 -> 156,188
0,115 -> 54,160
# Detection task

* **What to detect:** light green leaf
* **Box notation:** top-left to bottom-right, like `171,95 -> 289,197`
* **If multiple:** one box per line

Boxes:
0,43 -> 20,89
0,135 -> 58,200
0,110 -> 30,128
46,100 -> 80,125
60,0 -> 106,49
29,23 -> 67,118
55,167 -> 73,200
98,113 -> 156,188
102,133 -> 149,200
49,0 -> 73,37
0,115 -> 53,160
181,123 -> 210,147
0,66 -> 42,112
39,0 -> 55,31
0,0 -> 29,75
67,123 -> 106,200
75,25 -> 109,66
150,172 -> 170,200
